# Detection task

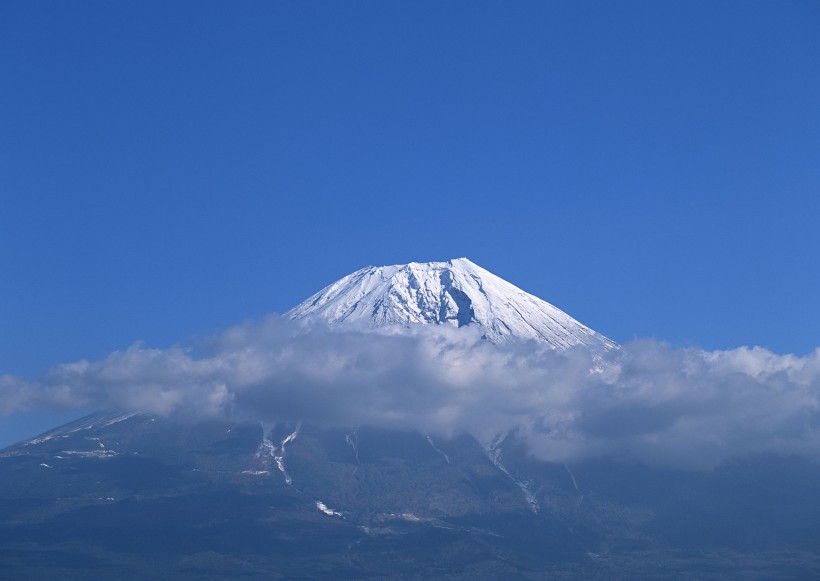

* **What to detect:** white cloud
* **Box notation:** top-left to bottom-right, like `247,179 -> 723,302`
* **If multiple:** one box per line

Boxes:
3,316 -> 819,469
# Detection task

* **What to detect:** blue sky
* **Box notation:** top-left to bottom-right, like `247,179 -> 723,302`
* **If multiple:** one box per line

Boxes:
1,1 -> 818,445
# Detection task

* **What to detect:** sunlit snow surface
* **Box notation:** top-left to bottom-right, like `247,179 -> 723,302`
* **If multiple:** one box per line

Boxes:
315,501 -> 343,517
288,258 -> 616,351
274,426 -> 300,486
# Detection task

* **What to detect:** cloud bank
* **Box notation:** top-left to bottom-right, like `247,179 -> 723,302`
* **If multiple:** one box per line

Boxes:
3,316 -> 819,469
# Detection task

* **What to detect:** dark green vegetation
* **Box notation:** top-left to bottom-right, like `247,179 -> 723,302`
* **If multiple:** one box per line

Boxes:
1,413 -> 819,579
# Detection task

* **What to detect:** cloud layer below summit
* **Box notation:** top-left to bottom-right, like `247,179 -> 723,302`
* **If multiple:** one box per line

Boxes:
2,316 -> 819,469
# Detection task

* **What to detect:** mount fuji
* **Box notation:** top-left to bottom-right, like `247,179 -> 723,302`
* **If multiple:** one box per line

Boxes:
288,258 -> 617,351
2,260 -> 820,579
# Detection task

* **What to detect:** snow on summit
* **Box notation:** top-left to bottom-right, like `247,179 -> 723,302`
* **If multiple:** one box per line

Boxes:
288,258 -> 617,351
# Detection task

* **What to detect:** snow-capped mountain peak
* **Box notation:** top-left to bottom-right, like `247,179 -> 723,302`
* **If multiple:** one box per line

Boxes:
287,258 -> 617,351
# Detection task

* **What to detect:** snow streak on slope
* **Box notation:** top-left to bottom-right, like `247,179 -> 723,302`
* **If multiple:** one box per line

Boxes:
486,435 -> 540,513
288,258 -> 616,351
426,435 -> 450,464
346,429 -> 360,475
274,426 -> 300,486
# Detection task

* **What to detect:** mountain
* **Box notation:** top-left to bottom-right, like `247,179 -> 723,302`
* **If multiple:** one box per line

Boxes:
4,411 -> 820,579
2,261 -> 820,579
288,258 -> 618,351
0,412 -> 600,578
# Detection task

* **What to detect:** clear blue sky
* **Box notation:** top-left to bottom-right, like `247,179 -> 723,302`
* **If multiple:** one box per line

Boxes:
1,2 -> 818,444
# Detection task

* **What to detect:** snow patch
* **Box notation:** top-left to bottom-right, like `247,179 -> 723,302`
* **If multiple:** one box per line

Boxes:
316,500 -> 343,517
24,435 -> 58,446
98,411 -> 141,427
59,450 -> 118,459
255,434 -> 276,460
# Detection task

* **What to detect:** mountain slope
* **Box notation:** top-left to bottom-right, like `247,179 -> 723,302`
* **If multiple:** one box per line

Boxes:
288,258 -> 617,351
4,412 -> 820,579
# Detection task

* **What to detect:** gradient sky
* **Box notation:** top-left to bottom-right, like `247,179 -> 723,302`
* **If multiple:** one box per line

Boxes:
1,1 -> 818,445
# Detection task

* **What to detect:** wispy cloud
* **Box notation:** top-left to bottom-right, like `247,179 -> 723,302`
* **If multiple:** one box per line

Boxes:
3,316 -> 819,469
